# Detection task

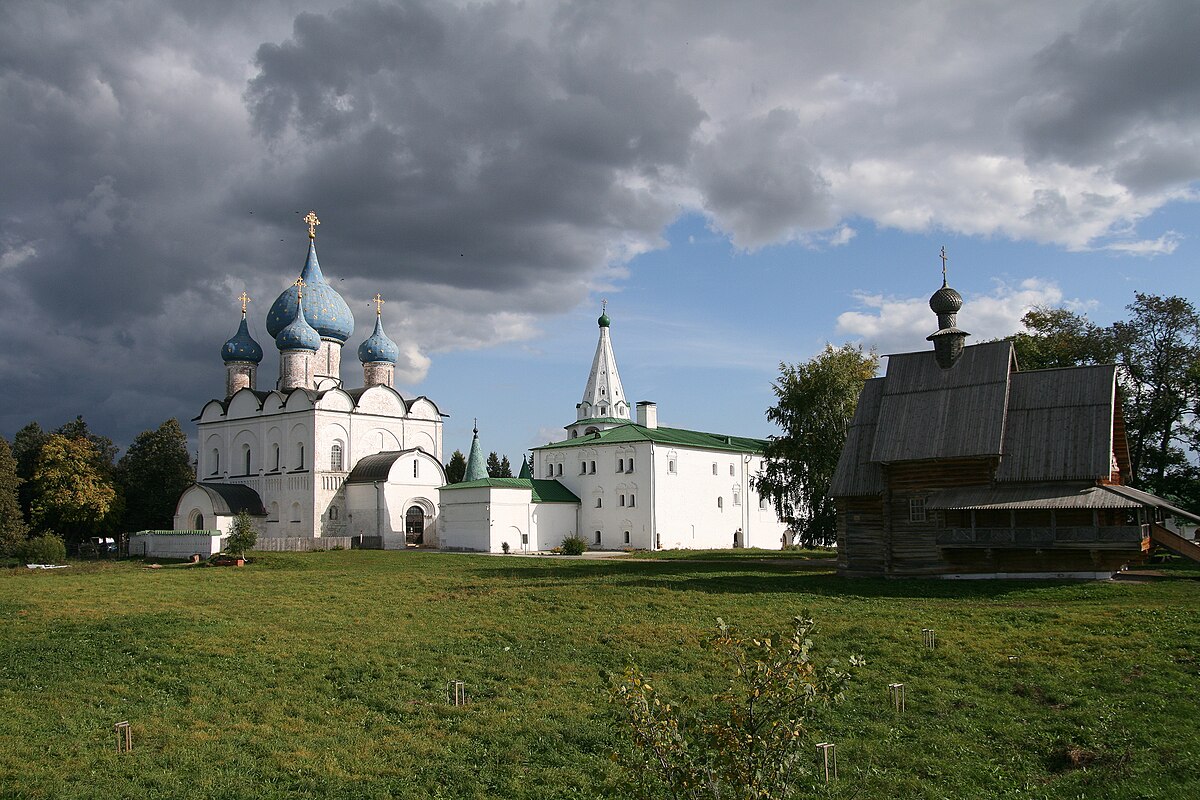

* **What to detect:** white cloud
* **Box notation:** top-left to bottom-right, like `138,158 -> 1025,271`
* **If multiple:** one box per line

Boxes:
837,278 -> 1075,355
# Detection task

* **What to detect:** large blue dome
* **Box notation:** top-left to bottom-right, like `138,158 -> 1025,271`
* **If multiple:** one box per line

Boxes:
221,316 -> 264,364
275,301 -> 321,352
266,240 -> 355,343
358,315 -> 400,364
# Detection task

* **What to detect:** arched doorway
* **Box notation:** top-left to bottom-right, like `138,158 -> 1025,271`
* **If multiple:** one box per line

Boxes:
405,506 -> 425,546
190,511 -> 204,530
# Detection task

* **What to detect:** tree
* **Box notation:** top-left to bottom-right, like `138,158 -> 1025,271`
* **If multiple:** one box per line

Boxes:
12,422 -> 48,524
498,455 -> 513,478
755,344 -> 879,547
224,511 -> 258,559
30,434 -> 118,544
0,437 -> 29,557
610,616 -> 862,800
1113,294 -> 1200,499
445,450 -> 467,484
1008,306 -> 1116,370
486,451 -> 502,478
55,416 -> 119,469
116,419 -> 195,532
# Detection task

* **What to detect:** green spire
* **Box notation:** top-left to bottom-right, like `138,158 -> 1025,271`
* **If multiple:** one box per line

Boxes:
518,456 -> 531,479
464,420 -> 488,481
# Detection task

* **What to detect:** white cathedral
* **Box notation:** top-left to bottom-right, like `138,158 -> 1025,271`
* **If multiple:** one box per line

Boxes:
173,213 -> 790,552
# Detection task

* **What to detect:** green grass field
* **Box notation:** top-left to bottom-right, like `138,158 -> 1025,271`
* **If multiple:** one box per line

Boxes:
2,552 -> 1198,799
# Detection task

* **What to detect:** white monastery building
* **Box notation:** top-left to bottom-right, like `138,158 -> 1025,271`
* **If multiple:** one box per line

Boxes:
174,214 -> 790,552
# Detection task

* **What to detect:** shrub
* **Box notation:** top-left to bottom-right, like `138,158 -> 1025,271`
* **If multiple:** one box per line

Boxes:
501,541 -> 510,554
224,511 -> 258,559
18,533 -> 67,565
610,615 -> 862,799
560,535 -> 588,555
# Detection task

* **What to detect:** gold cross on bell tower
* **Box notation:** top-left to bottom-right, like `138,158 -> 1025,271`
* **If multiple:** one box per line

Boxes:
304,211 -> 320,239
939,246 -> 948,287
372,293 -> 385,316
238,291 -> 251,316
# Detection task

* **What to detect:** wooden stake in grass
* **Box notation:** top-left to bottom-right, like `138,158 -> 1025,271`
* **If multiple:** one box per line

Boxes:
446,680 -> 467,706
922,628 -> 937,649
888,682 -> 906,713
114,721 -> 132,753
816,742 -> 837,782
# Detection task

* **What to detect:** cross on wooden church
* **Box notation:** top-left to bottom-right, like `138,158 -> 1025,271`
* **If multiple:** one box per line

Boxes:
939,246 -> 948,287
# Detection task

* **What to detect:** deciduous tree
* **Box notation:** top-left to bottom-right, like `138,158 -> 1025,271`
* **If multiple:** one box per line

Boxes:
0,437 -> 28,556
1008,306 -> 1116,370
116,419 -> 195,532
755,344 -> 879,546
225,511 -> 258,559
30,434 -> 118,544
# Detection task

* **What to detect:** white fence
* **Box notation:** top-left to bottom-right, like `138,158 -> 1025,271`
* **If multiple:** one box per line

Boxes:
252,537 -> 352,552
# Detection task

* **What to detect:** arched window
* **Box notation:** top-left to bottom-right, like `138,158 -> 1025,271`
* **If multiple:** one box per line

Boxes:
272,443 -> 280,471
668,459 -> 677,474
627,457 -> 634,473
594,530 -> 601,545
629,495 -> 636,508
269,502 -> 279,522
596,498 -> 603,508
717,496 -> 724,510
556,463 -> 562,476
730,464 -> 735,476
712,463 -> 718,475
243,445 -> 252,475
624,530 -> 631,545
733,489 -> 741,506
211,449 -> 220,476
330,443 -> 343,472
296,443 -> 305,470
329,506 -> 340,521
190,511 -> 204,530
290,502 -> 302,522
619,495 -> 625,507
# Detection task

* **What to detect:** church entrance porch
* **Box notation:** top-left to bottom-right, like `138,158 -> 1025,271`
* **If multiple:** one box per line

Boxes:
405,506 -> 425,546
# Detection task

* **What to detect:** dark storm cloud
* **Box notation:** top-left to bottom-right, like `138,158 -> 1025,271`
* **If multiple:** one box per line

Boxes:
1017,0 -> 1200,191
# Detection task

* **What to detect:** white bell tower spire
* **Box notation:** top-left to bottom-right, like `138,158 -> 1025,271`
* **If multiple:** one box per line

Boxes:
569,301 -> 630,437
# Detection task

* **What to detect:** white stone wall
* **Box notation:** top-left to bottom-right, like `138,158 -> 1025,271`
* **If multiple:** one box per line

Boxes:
225,363 -> 256,397
130,532 -> 225,559
534,440 -> 788,550
279,349 -> 314,390
363,362 -> 394,388
439,485 -> 579,552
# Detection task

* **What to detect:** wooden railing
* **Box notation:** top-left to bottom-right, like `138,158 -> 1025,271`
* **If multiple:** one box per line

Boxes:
936,526 -> 1143,548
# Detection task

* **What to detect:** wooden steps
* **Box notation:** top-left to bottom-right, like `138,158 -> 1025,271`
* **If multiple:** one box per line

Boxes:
1149,523 -> 1200,564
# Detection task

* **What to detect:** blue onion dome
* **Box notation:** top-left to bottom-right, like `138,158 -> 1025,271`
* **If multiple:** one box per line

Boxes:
358,314 -> 400,364
275,297 -> 321,352
221,316 -> 264,364
266,240 -> 355,342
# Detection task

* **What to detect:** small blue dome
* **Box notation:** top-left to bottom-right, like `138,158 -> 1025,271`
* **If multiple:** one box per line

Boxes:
266,240 -> 355,343
275,301 -> 321,352
221,316 -> 264,364
358,315 -> 400,364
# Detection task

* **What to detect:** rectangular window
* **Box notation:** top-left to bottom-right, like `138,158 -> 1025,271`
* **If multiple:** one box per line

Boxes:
909,497 -> 927,523
629,495 -> 635,508
580,462 -> 587,475
413,460 -> 419,478
668,459 -> 676,474
546,464 -> 553,478
733,491 -> 741,506
557,463 -> 563,476
596,498 -> 603,508
595,531 -> 601,545
624,530 -> 631,545
712,463 -> 718,475
619,495 -> 625,507
627,457 -> 634,473
730,464 -> 735,476
759,497 -> 769,510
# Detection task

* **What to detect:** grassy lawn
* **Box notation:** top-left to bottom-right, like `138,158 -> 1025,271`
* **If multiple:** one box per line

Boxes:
1,552 -> 1197,799
611,546 -> 836,561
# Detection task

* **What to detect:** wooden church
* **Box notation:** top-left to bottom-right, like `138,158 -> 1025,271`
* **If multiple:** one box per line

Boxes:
830,264 -> 1200,578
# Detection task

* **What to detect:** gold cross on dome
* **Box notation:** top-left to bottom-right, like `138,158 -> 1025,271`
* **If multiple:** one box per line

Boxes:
372,293 -> 384,316
294,277 -> 306,299
939,246 -> 948,287
304,211 -> 320,239
238,291 -> 251,315
601,298 -> 607,314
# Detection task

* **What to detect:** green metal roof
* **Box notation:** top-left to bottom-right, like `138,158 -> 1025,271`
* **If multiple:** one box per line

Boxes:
464,429 -> 488,481
439,478 -> 581,504
535,423 -> 767,454
565,416 -> 629,429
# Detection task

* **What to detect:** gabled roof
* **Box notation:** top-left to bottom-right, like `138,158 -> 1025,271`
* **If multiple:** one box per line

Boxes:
870,341 -> 1013,463
831,340 -> 1125,497
440,478 -> 581,504
534,423 -> 767,454
996,365 -> 1118,481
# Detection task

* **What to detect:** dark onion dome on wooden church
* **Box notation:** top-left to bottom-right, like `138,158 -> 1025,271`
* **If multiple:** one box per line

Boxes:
926,247 -> 969,369
266,212 -> 355,343
274,282 -> 321,351
358,294 -> 399,363
221,295 -> 263,364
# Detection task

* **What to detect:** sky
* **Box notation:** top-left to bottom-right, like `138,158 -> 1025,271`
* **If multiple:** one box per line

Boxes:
1,0 -> 1198,465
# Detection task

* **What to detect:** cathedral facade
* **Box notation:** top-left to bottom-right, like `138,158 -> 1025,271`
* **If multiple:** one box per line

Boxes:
173,214 -> 447,548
